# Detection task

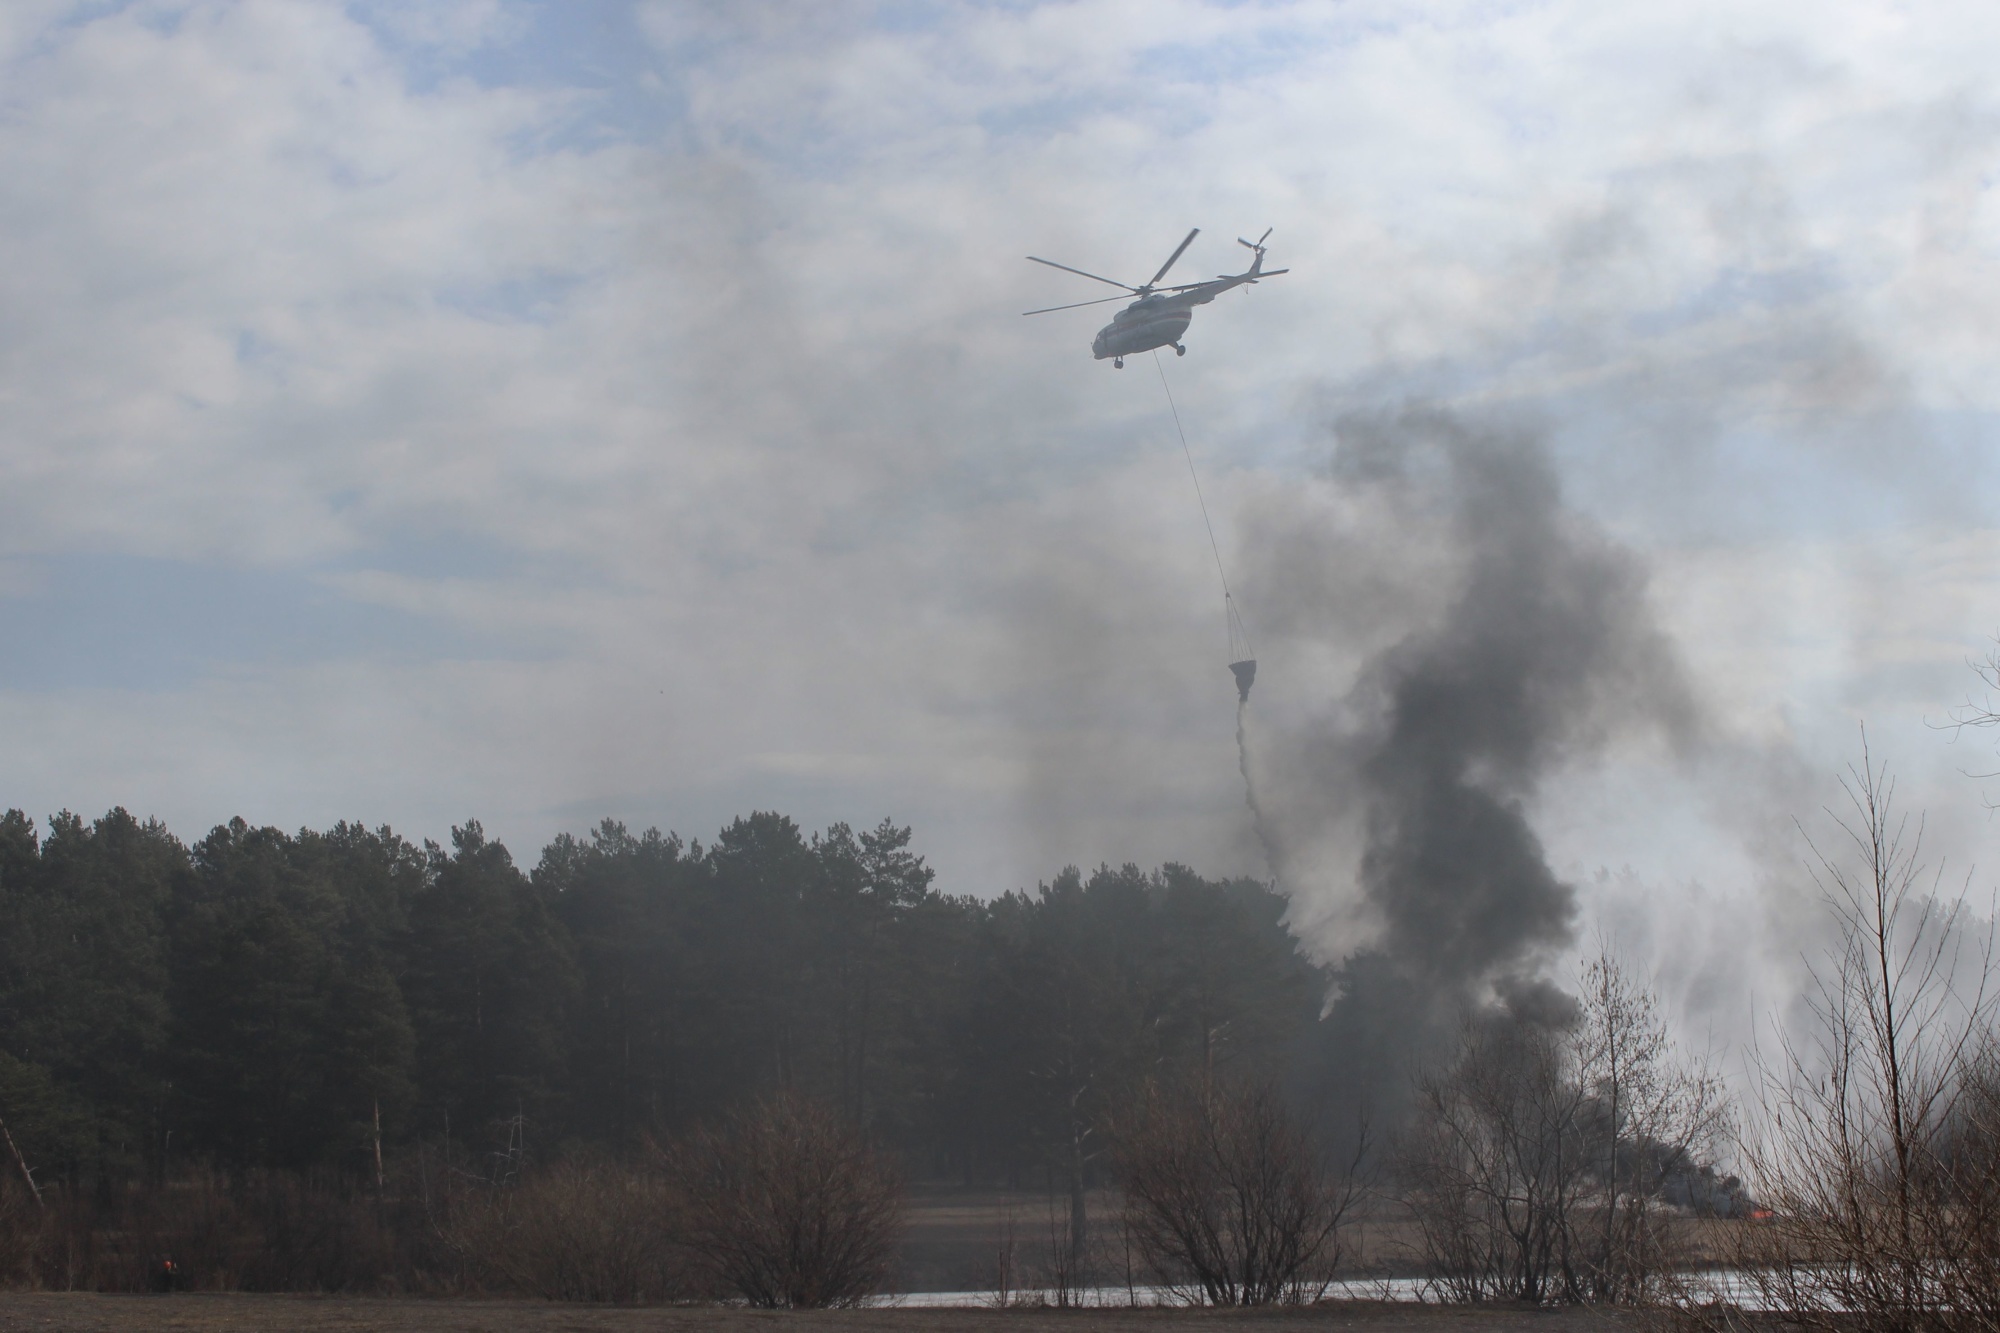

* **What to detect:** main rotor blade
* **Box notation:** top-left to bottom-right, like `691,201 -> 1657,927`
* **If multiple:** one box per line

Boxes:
1149,228 -> 1200,287
1156,264 -> 1288,295
1021,294 -> 1130,315
1026,256 -> 1137,292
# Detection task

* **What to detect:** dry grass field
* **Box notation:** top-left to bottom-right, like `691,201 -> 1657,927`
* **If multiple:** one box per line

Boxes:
0,1295 -> 1667,1333
891,1190 -> 1747,1295
894,1189 -> 1417,1292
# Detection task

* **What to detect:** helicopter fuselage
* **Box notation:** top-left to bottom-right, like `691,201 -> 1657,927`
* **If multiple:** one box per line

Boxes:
1090,272 -> 1255,362
1092,295 -> 1194,360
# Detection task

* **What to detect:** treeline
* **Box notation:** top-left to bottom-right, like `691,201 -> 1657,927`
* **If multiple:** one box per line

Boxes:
0,806 -> 1324,1190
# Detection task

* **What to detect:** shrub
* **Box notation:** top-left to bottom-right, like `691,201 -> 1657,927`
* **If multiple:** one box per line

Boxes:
671,1092 -> 903,1308
1113,1077 -> 1357,1305
441,1155 -> 687,1303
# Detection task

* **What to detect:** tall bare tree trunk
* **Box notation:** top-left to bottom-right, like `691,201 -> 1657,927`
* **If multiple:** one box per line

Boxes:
1069,1129 -> 1088,1275
0,1112 -> 43,1210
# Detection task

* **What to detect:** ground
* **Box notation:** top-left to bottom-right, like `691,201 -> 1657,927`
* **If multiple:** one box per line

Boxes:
0,1296 -> 1665,1333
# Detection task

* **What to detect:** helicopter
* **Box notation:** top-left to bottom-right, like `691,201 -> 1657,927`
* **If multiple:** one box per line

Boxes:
1023,228 -> 1288,367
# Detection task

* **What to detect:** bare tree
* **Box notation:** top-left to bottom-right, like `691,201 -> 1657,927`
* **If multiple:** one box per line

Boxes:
1944,643 -> 2000,803
1037,1179 -> 1091,1306
1112,1076 -> 1359,1306
1572,949 -> 1731,1303
1735,743 -> 1999,1333
671,1091 -> 904,1308
1399,1008 -> 1589,1302
1401,957 -> 1727,1306
1934,1039 -> 2000,1324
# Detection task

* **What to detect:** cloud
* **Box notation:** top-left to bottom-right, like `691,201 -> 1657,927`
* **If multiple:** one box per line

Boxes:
0,0 -> 1998,1060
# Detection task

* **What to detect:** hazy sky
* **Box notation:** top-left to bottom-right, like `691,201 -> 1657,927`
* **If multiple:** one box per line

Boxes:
5,1 -> 2000,1032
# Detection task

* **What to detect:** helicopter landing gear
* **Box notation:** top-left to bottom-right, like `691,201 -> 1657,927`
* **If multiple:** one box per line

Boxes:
1174,343 -> 1186,356
1113,357 -> 1124,369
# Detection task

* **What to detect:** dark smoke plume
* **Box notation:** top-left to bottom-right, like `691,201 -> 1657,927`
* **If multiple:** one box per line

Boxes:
1239,407 -> 1697,1120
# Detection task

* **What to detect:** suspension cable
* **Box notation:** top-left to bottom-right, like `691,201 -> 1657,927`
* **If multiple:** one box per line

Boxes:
1153,349 -> 1252,658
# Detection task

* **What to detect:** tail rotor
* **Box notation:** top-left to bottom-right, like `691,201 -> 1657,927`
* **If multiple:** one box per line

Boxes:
1236,228 -> 1275,281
